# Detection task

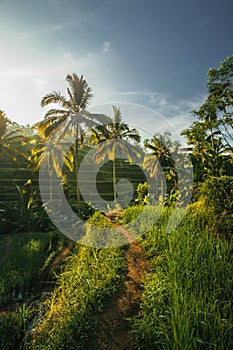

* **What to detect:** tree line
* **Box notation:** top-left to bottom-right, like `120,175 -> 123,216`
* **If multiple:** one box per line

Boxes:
0,55 -> 232,215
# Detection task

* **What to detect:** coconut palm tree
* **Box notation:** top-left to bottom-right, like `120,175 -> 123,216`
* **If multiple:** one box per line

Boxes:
39,73 -> 110,201
30,129 -> 73,201
0,110 -> 24,161
143,132 -> 180,193
90,106 -> 141,203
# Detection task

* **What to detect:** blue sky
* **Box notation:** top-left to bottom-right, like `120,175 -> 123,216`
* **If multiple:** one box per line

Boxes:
0,0 -> 233,141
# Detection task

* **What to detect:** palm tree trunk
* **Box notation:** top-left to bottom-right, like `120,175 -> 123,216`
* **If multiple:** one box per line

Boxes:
113,158 -> 117,204
49,176 -> 53,201
210,125 -> 214,149
75,124 -> 80,203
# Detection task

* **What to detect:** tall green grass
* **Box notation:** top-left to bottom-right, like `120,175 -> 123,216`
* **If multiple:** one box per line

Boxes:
0,311 -> 23,350
131,208 -> 233,349
0,231 -> 67,307
0,231 -> 67,350
28,213 -> 127,350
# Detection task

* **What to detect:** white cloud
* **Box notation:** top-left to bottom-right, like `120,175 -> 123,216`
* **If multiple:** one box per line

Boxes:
102,41 -> 110,54
198,17 -> 212,28
120,90 -> 169,107
111,89 -> 207,141
0,42 -> 120,125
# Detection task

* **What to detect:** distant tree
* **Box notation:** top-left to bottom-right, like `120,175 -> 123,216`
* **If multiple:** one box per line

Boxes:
142,132 -> 180,193
30,129 -> 73,200
182,55 -> 233,179
39,73 -> 110,201
90,106 -> 141,203
0,110 -> 24,161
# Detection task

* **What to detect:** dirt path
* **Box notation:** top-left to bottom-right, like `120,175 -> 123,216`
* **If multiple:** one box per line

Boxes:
42,240 -> 73,276
51,241 -> 72,266
88,218 -> 149,350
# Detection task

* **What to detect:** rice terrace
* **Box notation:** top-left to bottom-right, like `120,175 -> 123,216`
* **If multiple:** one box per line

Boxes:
0,1 -> 233,346
0,54 -> 232,349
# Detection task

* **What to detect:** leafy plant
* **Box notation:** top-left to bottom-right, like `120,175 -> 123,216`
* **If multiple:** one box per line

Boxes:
188,176 -> 233,236
69,200 -> 95,221
136,182 -> 148,204
0,181 -> 54,233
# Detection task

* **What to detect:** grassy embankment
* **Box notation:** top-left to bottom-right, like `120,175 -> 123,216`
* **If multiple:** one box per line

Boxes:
122,177 -> 233,349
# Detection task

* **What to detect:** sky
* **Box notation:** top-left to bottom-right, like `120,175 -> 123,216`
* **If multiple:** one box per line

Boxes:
0,0 -> 233,143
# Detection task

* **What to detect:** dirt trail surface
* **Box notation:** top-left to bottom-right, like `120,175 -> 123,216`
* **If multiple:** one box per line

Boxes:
88,217 -> 149,350
41,240 -> 73,279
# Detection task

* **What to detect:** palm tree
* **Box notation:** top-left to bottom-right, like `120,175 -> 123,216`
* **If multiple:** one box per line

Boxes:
0,110 -> 24,161
39,73 -> 110,201
30,129 -> 73,201
143,132 -> 180,194
90,106 -> 141,203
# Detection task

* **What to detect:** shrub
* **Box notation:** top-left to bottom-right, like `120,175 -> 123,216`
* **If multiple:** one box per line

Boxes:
70,200 -> 95,221
136,182 -> 148,203
188,176 -> 233,236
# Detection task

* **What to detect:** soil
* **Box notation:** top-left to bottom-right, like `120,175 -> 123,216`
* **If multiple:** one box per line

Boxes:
87,216 -> 149,350
39,240 -> 73,281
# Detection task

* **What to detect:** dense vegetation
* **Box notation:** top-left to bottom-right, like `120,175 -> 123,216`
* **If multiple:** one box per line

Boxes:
129,178 -> 233,349
0,55 -> 232,349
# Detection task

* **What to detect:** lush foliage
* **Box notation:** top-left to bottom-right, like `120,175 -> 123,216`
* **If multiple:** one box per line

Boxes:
182,55 -> 233,180
136,182 -> 149,203
90,106 -> 141,203
143,132 -> 180,193
38,73 -> 110,201
188,176 -> 233,236
0,312 -> 24,350
127,176 -> 233,349
0,231 -> 67,307
0,59 -> 233,350
0,182 -> 53,234
28,217 -> 126,349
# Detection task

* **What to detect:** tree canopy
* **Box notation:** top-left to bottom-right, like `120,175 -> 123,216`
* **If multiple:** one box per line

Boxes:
182,55 -> 233,179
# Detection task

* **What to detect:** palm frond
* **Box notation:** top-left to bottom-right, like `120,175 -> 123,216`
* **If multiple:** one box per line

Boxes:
93,142 -> 111,163
44,109 -> 70,118
81,87 -> 93,108
66,74 -> 93,109
82,111 -> 111,125
41,91 -> 71,109
112,106 -> 122,126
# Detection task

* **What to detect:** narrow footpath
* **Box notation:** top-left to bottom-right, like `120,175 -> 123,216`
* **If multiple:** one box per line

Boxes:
88,216 -> 149,350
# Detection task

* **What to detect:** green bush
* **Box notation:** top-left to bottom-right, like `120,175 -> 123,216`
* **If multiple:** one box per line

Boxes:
70,200 -> 95,221
82,211 -> 127,247
188,176 -> 233,236
136,182 -> 149,203
121,205 -> 144,224
0,198 -> 53,234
